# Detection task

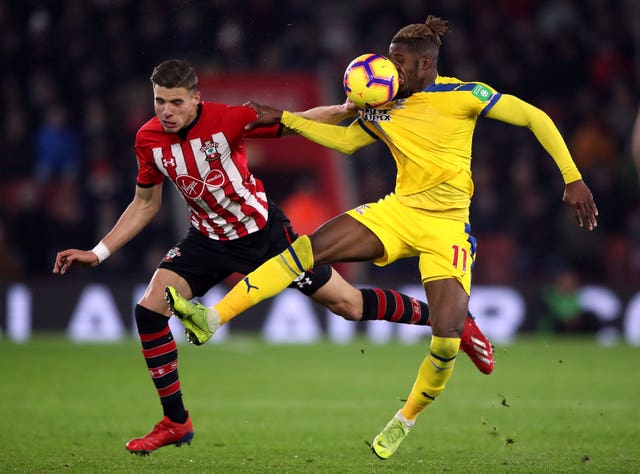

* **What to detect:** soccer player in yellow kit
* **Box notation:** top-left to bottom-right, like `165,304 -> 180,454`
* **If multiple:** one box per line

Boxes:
167,16 -> 598,459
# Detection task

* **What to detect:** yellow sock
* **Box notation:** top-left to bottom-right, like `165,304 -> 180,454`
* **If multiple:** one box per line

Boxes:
400,335 -> 460,421
215,235 -> 314,324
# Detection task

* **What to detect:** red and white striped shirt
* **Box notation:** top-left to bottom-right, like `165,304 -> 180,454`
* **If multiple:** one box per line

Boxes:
135,102 -> 280,240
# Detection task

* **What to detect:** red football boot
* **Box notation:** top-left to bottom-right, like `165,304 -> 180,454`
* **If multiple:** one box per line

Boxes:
459,314 -> 495,375
126,413 -> 194,455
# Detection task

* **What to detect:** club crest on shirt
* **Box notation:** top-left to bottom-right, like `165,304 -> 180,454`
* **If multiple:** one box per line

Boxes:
200,140 -> 221,161
162,246 -> 182,262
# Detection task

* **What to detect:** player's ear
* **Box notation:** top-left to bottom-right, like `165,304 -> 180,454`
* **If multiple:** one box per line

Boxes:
194,90 -> 201,102
420,56 -> 433,70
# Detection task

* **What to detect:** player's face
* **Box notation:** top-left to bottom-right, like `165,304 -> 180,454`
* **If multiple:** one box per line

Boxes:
153,85 -> 201,133
389,43 -> 430,99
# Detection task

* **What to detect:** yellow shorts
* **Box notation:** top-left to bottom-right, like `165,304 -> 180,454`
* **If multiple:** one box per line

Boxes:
347,193 -> 476,295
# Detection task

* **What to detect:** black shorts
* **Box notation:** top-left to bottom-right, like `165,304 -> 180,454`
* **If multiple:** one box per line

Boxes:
158,201 -> 332,297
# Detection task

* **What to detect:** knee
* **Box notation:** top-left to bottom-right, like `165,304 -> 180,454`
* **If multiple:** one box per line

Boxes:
430,311 -> 466,338
138,293 -> 171,316
450,320 -> 465,339
310,269 -> 364,320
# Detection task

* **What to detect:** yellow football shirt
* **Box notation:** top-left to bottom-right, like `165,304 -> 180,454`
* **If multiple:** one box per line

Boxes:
282,75 -> 582,222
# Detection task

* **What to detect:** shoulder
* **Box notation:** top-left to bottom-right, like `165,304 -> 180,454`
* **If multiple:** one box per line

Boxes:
201,101 -> 255,117
425,76 -> 497,95
200,101 -> 257,126
135,116 -> 163,147
419,76 -> 500,108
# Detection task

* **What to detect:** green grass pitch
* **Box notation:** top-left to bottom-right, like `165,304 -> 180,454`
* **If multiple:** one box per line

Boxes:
1,335 -> 639,473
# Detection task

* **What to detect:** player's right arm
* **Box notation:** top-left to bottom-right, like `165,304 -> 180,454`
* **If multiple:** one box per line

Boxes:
244,101 -> 374,153
280,110 -> 375,153
243,99 -> 359,137
245,100 -> 376,155
52,183 -> 163,274
295,98 -> 359,124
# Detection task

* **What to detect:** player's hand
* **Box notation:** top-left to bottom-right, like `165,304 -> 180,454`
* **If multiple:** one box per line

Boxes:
243,101 -> 284,131
52,249 -> 100,275
562,180 -> 598,231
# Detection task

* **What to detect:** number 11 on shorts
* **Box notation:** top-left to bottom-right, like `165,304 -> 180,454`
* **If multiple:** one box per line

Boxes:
451,244 -> 468,272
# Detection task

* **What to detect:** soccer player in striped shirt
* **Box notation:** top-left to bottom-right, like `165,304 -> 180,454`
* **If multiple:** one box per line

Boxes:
52,59 -> 493,455
167,16 -> 598,460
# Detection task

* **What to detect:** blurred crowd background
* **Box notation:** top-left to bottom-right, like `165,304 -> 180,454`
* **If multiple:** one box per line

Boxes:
1,0 -> 639,306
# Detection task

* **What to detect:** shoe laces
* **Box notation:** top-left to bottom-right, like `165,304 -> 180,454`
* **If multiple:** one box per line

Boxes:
150,418 -> 176,437
383,419 -> 410,445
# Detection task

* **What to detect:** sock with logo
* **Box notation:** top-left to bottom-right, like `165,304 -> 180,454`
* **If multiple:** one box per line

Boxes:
135,304 -> 187,424
215,235 -> 314,324
400,335 -> 460,421
360,288 -> 431,325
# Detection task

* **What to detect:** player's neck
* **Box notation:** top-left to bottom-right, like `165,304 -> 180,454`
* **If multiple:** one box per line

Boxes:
176,103 -> 203,141
425,70 -> 438,87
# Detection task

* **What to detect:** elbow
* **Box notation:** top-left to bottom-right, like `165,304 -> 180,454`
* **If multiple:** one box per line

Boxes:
147,197 -> 163,217
337,144 -> 360,155
134,197 -> 162,218
334,138 -> 363,154
150,201 -> 162,216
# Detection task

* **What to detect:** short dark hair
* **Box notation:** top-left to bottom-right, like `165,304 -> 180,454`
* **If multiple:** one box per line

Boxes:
150,59 -> 198,92
391,15 -> 449,50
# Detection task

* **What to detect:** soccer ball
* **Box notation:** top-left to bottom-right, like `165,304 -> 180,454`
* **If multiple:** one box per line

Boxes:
343,53 -> 399,108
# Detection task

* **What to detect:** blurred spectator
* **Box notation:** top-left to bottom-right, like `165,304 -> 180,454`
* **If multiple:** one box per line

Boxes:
33,103 -> 81,184
1,179 -> 47,274
42,181 -> 92,264
280,173 -> 334,235
0,221 -> 23,281
632,105 -> 640,182
569,112 -> 618,177
469,145 -> 505,234
627,207 -> 640,285
508,148 -> 555,279
539,267 -> 599,334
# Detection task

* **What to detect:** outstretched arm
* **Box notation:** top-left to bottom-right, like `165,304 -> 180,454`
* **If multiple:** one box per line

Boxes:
52,183 -> 163,274
281,110 -> 375,154
244,98 -> 358,132
295,98 -> 359,124
244,102 -> 375,154
485,94 -> 598,230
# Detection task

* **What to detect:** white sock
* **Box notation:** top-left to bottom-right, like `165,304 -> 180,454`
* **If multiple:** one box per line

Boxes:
395,410 -> 415,428
206,307 -> 221,332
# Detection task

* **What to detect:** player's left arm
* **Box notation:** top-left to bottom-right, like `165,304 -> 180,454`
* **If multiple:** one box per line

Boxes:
484,94 -> 598,230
